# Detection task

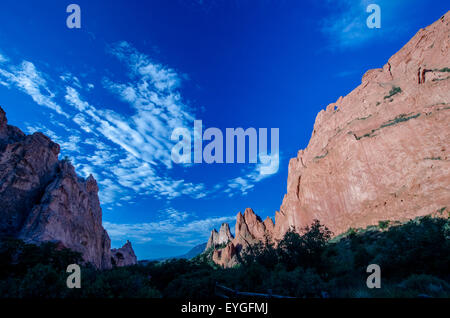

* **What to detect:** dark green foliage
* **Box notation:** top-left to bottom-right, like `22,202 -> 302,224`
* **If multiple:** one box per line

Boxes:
0,238 -> 82,298
355,112 -> 421,140
242,237 -> 278,270
396,274 -> 450,297
238,216 -> 449,298
380,113 -> 420,128
384,86 -> 402,99
436,207 -> 447,216
378,220 -> 390,229
314,150 -> 328,160
0,216 -> 449,298
0,238 -> 82,279
277,221 -> 332,271
79,266 -> 161,298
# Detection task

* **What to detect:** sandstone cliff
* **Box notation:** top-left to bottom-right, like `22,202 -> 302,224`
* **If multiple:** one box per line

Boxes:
274,11 -> 449,239
208,12 -> 450,267
111,240 -> 138,267
0,106 -> 129,269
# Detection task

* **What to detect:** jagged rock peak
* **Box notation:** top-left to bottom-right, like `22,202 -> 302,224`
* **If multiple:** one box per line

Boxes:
235,208 -> 274,244
111,240 -> 138,267
86,174 -> 99,193
205,222 -> 234,250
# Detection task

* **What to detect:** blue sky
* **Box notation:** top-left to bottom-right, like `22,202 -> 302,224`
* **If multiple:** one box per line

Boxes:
0,0 -> 448,259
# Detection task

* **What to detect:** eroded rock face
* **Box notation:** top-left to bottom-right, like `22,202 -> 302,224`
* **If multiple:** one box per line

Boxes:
0,122 -> 60,236
205,223 -> 234,250
274,11 -> 450,239
234,208 -> 273,247
208,12 -> 450,267
111,240 -> 138,267
212,242 -> 238,268
0,106 -> 112,269
210,208 -> 275,268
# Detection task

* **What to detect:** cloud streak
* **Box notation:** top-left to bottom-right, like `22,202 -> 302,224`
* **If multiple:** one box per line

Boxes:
0,42 -> 277,208
104,214 -> 235,246
0,59 -> 68,116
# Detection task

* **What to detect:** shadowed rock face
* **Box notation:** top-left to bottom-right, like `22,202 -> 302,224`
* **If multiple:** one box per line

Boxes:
212,242 -> 238,268
0,106 -> 112,269
111,240 -> 138,267
208,12 -> 450,268
0,115 -> 60,236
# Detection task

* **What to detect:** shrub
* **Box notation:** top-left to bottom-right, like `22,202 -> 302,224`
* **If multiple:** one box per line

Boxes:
378,220 -> 390,229
384,86 -> 402,99
397,274 -> 450,297
1,216 -> 448,298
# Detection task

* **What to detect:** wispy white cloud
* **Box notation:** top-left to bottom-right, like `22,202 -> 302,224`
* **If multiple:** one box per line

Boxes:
0,59 -> 68,116
0,53 -> 8,63
103,41 -> 194,168
164,207 -> 190,222
223,151 -> 280,197
1,42 -> 276,207
56,43 -> 213,203
60,72 -> 82,89
104,214 -> 235,245
98,178 -> 124,205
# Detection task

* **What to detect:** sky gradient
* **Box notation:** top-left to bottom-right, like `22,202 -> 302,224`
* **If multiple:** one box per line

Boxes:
0,0 -> 448,259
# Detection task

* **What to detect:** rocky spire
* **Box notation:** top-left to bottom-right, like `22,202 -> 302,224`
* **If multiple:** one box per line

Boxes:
234,208 -> 274,248
111,240 -> 138,267
205,222 -> 234,250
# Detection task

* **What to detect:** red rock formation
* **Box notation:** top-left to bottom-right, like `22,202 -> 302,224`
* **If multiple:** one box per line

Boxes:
274,11 -> 450,239
208,12 -> 450,267
0,114 -> 60,236
111,240 -> 138,267
234,208 -> 273,247
0,106 -> 113,269
210,208 -> 275,268
205,222 -> 234,250
212,241 -> 238,268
